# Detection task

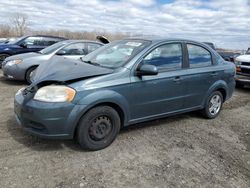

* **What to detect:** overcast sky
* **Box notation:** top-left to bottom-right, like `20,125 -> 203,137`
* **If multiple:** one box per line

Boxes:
0,0 -> 250,49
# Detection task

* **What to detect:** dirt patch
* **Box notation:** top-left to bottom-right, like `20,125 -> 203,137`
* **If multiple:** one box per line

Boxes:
0,70 -> 249,188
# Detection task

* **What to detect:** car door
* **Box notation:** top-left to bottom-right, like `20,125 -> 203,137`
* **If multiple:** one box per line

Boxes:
60,42 -> 87,60
20,37 -> 45,52
182,43 -> 221,109
129,43 -> 187,120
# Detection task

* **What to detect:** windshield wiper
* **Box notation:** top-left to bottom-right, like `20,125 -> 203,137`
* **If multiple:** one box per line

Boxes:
81,59 -> 100,66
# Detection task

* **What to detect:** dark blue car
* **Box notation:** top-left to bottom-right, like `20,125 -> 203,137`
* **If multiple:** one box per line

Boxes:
14,38 -> 235,151
0,35 -> 66,67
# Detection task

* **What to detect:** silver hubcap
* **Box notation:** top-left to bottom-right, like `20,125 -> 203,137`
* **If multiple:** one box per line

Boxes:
29,70 -> 35,78
209,94 -> 222,116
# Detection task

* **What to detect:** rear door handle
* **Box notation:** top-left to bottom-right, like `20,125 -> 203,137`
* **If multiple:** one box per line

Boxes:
211,72 -> 218,76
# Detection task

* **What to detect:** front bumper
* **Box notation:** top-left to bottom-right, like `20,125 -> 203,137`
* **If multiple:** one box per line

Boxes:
2,64 -> 25,80
235,73 -> 250,86
14,92 -> 87,139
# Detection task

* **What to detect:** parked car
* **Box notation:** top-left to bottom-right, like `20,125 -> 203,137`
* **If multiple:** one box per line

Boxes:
2,40 -> 104,83
0,35 -> 66,67
14,38 -> 235,150
0,38 -> 8,44
203,42 -> 216,50
203,42 -> 240,62
234,48 -> 250,87
0,37 -> 17,44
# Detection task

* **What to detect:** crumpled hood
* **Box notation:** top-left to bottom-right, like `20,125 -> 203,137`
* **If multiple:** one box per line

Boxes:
235,55 -> 250,63
32,56 -> 114,85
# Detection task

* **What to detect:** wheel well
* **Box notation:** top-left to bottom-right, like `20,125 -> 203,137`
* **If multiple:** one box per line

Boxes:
93,102 -> 125,126
73,102 -> 125,138
25,65 -> 38,78
0,53 -> 10,55
216,88 -> 227,101
0,53 -> 10,61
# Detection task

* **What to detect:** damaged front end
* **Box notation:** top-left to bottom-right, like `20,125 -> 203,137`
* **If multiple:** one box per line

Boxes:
14,56 -> 114,139
14,81 -> 85,139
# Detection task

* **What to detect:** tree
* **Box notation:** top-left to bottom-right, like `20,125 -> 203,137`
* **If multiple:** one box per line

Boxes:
10,13 -> 28,36
0,24 -> 11,37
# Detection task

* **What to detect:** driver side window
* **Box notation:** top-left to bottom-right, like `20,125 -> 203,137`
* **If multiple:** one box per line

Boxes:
143,43 -> 183,70
22,37 -> 43,46
61,43 -> 87,55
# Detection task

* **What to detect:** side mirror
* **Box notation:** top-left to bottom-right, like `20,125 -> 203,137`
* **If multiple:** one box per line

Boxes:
20,43 -> 28,48
137,64 -> 158,76
56,50 -> 67,56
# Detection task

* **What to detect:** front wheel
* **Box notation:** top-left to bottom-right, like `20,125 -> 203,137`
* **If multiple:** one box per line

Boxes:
0,54 -> 10,68
77,106 -> 121,151
25,66 -> 37,84
201,91 -> 223,119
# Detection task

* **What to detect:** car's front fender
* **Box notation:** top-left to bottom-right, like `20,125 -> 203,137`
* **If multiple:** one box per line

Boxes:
75,89 -> 131,125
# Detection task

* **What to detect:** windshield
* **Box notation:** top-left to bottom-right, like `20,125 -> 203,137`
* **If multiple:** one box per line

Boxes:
246,48 -> 250,54
81,40 -> 151,68
39,40 -> 70,55
7,37 -> 25,44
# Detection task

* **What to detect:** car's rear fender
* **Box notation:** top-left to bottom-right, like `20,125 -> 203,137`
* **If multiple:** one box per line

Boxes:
202,80 -> 229,106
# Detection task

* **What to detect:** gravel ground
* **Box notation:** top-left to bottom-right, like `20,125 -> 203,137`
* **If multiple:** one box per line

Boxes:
0,70 -> 249,188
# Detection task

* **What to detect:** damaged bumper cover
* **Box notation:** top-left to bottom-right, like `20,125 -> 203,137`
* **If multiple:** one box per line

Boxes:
14,90 -> 86,139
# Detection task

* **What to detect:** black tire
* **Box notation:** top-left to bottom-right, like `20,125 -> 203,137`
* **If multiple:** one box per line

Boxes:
201,91 -> 223,119
0,53 -> 10,68
236,81 -> 244,89
77,106 -> 121,151
25,66 -> 37,84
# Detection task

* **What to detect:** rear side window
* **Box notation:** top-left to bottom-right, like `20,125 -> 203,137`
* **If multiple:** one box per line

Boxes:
61,43 -> 87,55
143,43 -> 182,70
41,37 -> 63,46
88,43 -> 102,53
187,44 -> 212,68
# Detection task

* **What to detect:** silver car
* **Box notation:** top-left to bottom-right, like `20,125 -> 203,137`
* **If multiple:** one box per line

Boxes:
2,40 -> 103,83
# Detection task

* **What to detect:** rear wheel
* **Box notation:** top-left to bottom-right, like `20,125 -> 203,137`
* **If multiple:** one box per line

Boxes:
25,66 -> 37,84
77,106 -> 121,151
202,91 -> 223,119
0,54 -> 10,68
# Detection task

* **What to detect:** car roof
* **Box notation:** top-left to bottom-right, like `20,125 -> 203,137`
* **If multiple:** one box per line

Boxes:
21,35 -> 67,40
123,36 -> 205,44
61,40 -> 103,45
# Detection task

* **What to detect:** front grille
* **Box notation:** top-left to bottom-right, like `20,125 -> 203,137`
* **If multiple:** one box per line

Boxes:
241,62 -> 250,66
27,121 -> 46,131
22,86 -> 38,96
241,68 -> 250,74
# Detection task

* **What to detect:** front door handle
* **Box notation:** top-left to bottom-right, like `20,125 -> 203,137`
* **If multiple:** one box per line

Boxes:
173,76 -> 181,82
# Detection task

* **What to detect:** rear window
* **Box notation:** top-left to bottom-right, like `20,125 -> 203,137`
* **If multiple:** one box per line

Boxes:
88,43 -> 102,53
187,44 -> 212,68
